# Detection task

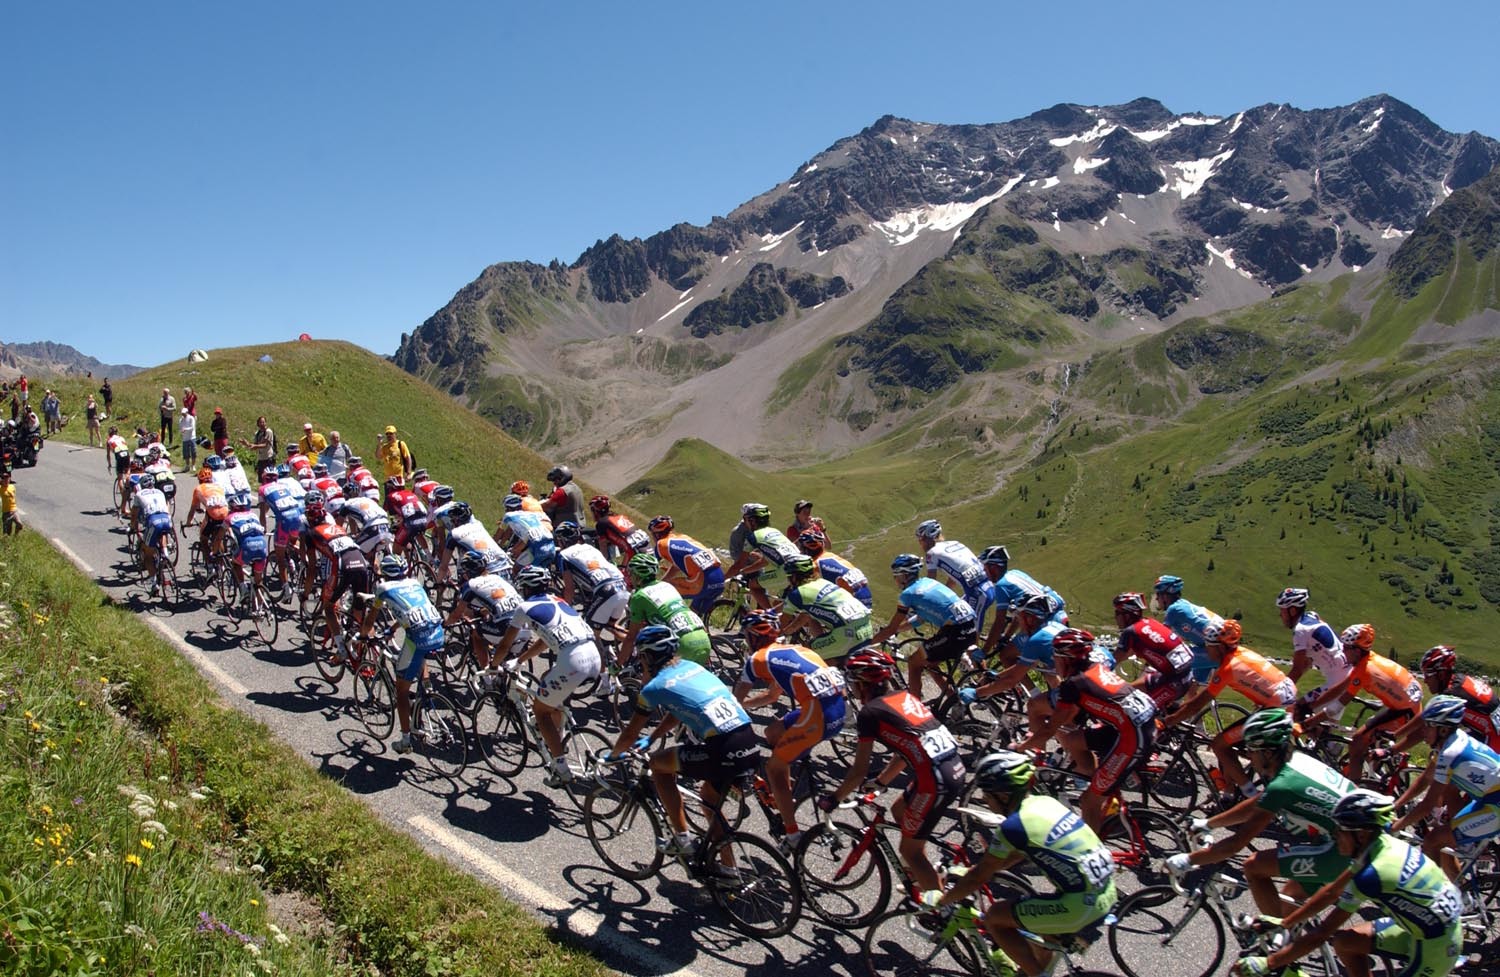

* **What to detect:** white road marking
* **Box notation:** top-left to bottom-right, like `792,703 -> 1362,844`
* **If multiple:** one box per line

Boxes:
144,616 -> 250,696
407,814 -> 708,977
49,536 -> 96,575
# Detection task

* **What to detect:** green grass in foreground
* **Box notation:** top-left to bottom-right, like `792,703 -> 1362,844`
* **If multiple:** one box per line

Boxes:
0,532 -> 608,977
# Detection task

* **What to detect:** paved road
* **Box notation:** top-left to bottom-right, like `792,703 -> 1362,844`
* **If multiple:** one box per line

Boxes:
16,443 -> 1214,977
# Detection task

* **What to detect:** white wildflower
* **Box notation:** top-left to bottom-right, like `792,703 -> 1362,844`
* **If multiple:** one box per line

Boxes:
141,820 -> 168,837
123,923 -> 148,940
244,942 -> 261,957
156,774 -> 169,783
189,791 -> 207,801
250,864 -> 265,874
161,799 -> 179,812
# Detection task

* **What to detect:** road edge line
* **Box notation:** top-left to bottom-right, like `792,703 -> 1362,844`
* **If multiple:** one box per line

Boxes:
49,535 -> 96,575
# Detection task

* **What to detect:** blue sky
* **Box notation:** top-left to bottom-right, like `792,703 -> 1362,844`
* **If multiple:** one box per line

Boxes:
4,0 -> 1495,367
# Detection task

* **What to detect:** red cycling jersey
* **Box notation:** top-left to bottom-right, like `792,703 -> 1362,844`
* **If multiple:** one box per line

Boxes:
855,691 -> 962,793
1116,617 -> 1193,680
595,514 -> 652,559
1449,673 -> 1500,750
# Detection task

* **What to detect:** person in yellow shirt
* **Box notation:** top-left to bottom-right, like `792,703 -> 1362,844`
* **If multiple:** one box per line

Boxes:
1,469 -> 21,535
298,422 -> 328,458
377,425 -> 413,481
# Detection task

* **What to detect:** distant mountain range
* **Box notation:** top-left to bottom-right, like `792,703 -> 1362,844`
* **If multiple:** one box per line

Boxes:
0,341 -> 142,380
394,93 -> 1498,485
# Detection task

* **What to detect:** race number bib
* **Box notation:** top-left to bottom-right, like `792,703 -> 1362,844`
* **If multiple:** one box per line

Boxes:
328,535 -> 357,554
919,726 -> 959,760
625,529 -> 651,552
704,696 -> 742,733
690,549 -> 718,570
1078,848 -> 1114,887
802,667 -> 845,699
666,611 -> 698,636
547,611 -> 592,647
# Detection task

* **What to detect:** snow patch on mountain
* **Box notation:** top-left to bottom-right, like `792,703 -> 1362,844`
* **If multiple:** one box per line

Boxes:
1073,155 -> 1110,174
1381,226 -> 1409,240
1206,242 -> 1255,280
758,221 -> 804,251
870,175 -> 1025,246
1163,149 -> 1235,199
1049,119 -> 1117,147
1363,106 -> 1386,136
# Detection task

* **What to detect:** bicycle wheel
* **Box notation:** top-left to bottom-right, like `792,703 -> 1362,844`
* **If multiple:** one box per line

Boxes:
1143,737 -> 1204,815
352,661 -> 396,740
1107,884 -> 1226,977
559,726 -> 610,808
862,908 -> 984,977
159,563 -> 181,606
251,586 -> 280,646
312,625 -> 346,684
709,633 -> 747,674
705,831 -> 802,937
472,691 -> 530,778
705,598 -> 742,635
413,690 -> 468,778
1199,701 -> 1249,737
795,819 -> 893,930
163,527 -> 180,568
682,778 -> 750,836
1107,808 -> 1182,884
584,785 -> 665,880
215,561 -> 237,613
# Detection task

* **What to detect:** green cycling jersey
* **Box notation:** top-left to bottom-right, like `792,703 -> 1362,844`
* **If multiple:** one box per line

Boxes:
628,581 -> 711,665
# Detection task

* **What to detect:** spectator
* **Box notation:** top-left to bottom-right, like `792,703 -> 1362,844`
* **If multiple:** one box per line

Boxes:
86,395 -> 101,446
42,390 -> 62,434
1,469 -> 20,536
17,374 -> 27,406
158,388 -> 177,444
320,429 -> 353,479
179,408 -> 197,472
183,386 -> 197,417
376,425 -> 413,481
786,499 -> 828,545
99,378 -> 113,416
241,416 -> 276,476
298,422 -> 327,457
210,407 -> 229,455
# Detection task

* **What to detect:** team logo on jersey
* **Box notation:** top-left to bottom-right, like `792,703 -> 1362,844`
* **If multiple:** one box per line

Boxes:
1288,857 -> 1316,877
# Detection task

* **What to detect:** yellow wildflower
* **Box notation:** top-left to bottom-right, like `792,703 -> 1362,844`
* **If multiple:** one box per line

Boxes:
23,710 -> 33,719
99,676 -> 109,684
250,899 -> 260,906
124,854 -> 141,867
139,839 -> 154,850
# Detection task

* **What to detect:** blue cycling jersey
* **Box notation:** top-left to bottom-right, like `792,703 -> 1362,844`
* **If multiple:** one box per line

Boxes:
1014,619 -> 1068,669
639,659 -> 750,740
993,569 -> 1066,619
970,579 -> 1000,631
227,510 -> 268,559
815,553 -> 873,608
503,511 -> 557,565
1163,597 -> 1224,682
261,483 -> 305,530
1435,728 -> 1500,798
374,578 -> 446,650
897,577 -> 975,629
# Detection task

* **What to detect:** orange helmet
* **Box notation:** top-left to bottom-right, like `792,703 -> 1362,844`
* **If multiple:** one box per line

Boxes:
510,480 -> 530,496
1341,623 -> 1376,653
197,467 -> 214,483
1206,619 -> 1242,647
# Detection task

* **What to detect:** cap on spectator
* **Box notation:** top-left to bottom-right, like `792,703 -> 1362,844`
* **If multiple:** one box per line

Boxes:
303,422 -> 313,430
794,499 -> 813,511
384,425 -> 397,434
180,407 -> 189,415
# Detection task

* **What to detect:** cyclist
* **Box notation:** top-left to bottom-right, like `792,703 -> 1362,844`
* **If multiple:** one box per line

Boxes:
1303,623 -> 1420,781
433,500 -> 509,584
1234,789 -> 1462,977
183,464 -> 230,559
410,469 -> 444,509
217,449 -> 255,509
1015,628 -> 1157,833
509,480 -> 547,516
819,647 -> 966,894
1164,619 -> 1296,805
589,495 -> 652,562
225,495 -> 269,603
608,626 -> 761,856
497,494 -> 556,569
915,519 -> 988,612
540,464 -> 587,527
1167,708 -> 1357,920
362,554 -> 445,754
1154,573 -> 1224,684
871,553 -> 977,699
1416,645 -> 1500,751
961,592 -> 1067,702
978,545 -> 1066,657
1111,591 -> 1195,712
493,565 -> 603,787
383,476 -> 432,561
619,553 -> 711,667
259,466 -> 305,591
552,521 -> 629,644
129,473 -> 173,594
647,514 -> 726,616
919,750 -> 1117,977
335,493 -> 393,560
731,610 -> 846,847
721,503 -> 801,610
310,462 -> 345,503
285,443 -> 314,487
778,554 -> 873,663
1277,587 -> 1351,726
1393,695 -> 1500,881
796,528 -> 872,608
107,424 -> 130,491
344,455 -> 381,501
300,490 -> 374,658
442,550 -> 526,677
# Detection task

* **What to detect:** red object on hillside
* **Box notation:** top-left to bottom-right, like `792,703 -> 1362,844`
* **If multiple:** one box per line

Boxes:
298,333 -> 312,342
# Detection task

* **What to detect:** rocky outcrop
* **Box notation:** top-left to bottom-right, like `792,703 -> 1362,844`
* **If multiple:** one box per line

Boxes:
1388,165 -> 1500,298
684,263 -> 849,337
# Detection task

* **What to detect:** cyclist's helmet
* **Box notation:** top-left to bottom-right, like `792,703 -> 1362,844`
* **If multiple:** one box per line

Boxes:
972,750 -> 1036,795
503,493 -> 523,511
515,565 -> 551,596
741,502 -> 770,527
1421,695 -> 1469,729
915,519 -> 942,541
314,464 -> 331,478
647,514 -> 674,536
231,494 -> 254,512
276,463 -> 292,478
347,456 -> 362,468
787,554 -> 817,579
553,521 -> 583,546
509,480 -> 529,496
636,625 -> 679,669
432,485 -> 455,505
1340,623 -> 1375,654
589,495 -> 611,516
325,497 -> 346,516
458,550 -> 489,580
259,468 -> 277,484
741,610 -> 780,647
1205,619 -> 1242,647
797,528 -> 827,555
1331,789 -> 1395,831
1113,592 -> 1147,618
1276,587 -> 1309,609
626,553 -> 660,583
197,467 -> 215,483
411,469 -> 428,482
304,489 -> 325,511
979,545 -> 1010,570
844,648 -> 896,686
442,501 -> 473,527
1420,645 -> 1457,675
890,553 -> 923,579
1242,708 -> 1296,751
1015,592 -> 1053,621
206,455 -> 225,471
1051,628 -> 1096,659
139,473 -> 155,490
379,554 -> 408,579
286,443 -> 299,454
1153,574 -> 1184,596
546,465 -> 572,484
385,475 -> 405,491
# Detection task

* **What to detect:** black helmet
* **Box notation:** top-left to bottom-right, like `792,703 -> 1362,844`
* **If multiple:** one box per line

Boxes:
546,465 -> 572,484
458,550 -> 490,580
554,521 -> 583,546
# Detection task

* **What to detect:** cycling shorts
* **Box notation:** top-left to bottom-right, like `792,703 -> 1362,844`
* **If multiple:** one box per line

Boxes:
1140,670 -> 1194,712
354,524 -> 392,557
900,756 -> 965,840
809,618 -> 874,663
535,641 -> 602,708
323,553 -> 373,606
1369,916 -> 1461,977
676,628 -> 712,667
676,724 -> 761,791
144,512 -> 173,550
1452,791 -> 1500,853
687,573 -> 726,617
234,536 -> 269,570
394,627 -> 444,681
274,521 -> 301,549
925,622 -> 979,664
114,452 -> 131,476
1299,684 -> 1347,721
773,697 -> 846,766
1013,879 -> 1117,936
583,586 -> 629,629
394,515 -> 429,549
1084,719 -> 1155,797
1275,837 -> 1348,890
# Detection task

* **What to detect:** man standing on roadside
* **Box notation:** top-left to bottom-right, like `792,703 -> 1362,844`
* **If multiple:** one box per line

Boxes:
158,388 -> 177,444
99,378 -> 113,416
321,429 -> 353,479
179,408 -> 197,472
377,425 -> 413,482
298,422 -> 328,458
241,416 -> 275,477
210,407 -> 229,455
41,390 -> 61,434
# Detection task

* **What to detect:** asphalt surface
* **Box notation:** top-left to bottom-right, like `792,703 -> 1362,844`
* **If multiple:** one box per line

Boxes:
16,442 -> 1234,977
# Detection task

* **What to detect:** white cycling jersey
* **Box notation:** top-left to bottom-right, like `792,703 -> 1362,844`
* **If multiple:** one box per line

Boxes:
557,542 -> 626,596
340,496 -> 390,532
275,475 -> 306,500
133,487 -> 169,517
1292,610 -> 1350,682
924,539 -> 985,593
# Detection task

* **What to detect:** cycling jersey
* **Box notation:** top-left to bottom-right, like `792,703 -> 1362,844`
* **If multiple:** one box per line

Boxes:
341,496 -> 392,554
458,573 -> 524,639
1258,751 -> 1356,840
227,510 -> 268,565
1163,597 -> 1224,683
215,464 -> 254,508
742,644 -> 845,707
1444,674 -> 1500,749
1207,645 -> 1297,707
855,691 -> 966,839
896,577 -> 975,630
1057,662 -> 1157,796
1116,617 -> 1193,681
628,581 -> 711,665
345,466 -> 381,500
192,482 -> 229,521
1014,619 -> 1068,670
311,476 -> 345,502
638,659 -> 750,740
373,577 -> 445,681
302,517 -> 358,561
413,479 -> 445,508
260,482 -> 305,545
274,475 -> 306,500
784,578 -> 873,660
1433,727 -> 1500,798
556,541 -> 627,598
501,510 -> 556,567
924,540 -> 986,605
1337,835 -> 1462,977
1292,610 -> 1349,681
988,793 -> 1118,935
133,487 -> 172,548
992,568 -> 1066,621
1350,653 -> 1421,712
654,532 -> 725,615
595,514 -> 652,559
814,552 -> 873,607
286,452 -> 313,484
445,521 -> 510,574
510,597 -> 600,708
747,527 -> 801,582
384,488 -> 430,548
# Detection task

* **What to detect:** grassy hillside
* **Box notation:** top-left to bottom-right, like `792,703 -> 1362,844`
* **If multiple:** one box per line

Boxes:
45,341 -> 614,529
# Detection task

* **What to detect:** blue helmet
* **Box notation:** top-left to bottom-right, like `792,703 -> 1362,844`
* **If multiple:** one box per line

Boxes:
636,625 -> 679,669
205,455 -> 225,471
1153,574 -> 1184,596
915,519 -> 942,541
1421,695 -> 1468,728
276,463 -> 292,478
891,553 -> 923,578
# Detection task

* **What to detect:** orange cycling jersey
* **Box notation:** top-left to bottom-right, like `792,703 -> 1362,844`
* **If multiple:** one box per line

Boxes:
1350,653 -> 1421,710
656,533 -> 721,593
193,483 -> 229,521
1207,645 -> 1296,707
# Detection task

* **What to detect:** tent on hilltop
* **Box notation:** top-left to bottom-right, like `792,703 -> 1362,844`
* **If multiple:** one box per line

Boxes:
187,349 -> 208,363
